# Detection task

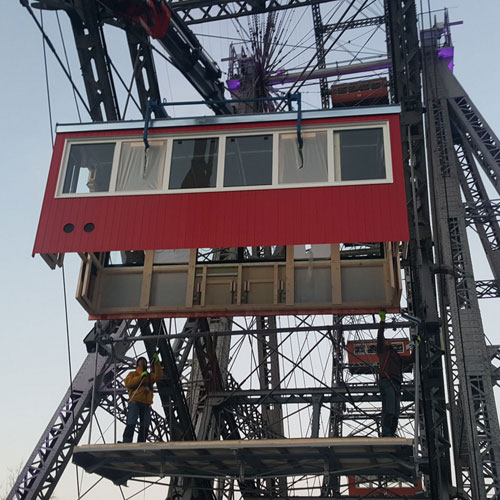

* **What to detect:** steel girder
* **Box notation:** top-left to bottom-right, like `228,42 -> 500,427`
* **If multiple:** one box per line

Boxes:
456,140 -> 500,252
170,0 -> 340,25
475,280 -> 500,299
6,321 -> 140,500
191,322 -> 259,499
448,96 -> 500,192
386,1 -> 453,498
64,1 -> 120,121
464,200 -> 500,228
255,316 -> 287,498
211,385 -> 415,406
321,318 -> 343,496
7,318 -> 218,500
321,15 -> 384,33
27,0 -> 231,117
422,39 -> 500,500
311,4 -> 329,109
125,29 -> 168,119
447,84 -> 500,284
138,319 -> 197,441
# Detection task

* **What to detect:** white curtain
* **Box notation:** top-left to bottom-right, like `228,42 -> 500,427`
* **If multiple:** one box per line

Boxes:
279,131 -> 328,184
116,141 -> 166,191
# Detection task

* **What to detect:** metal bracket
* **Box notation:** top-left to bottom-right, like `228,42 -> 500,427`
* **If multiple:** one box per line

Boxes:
143,93 -> 303,154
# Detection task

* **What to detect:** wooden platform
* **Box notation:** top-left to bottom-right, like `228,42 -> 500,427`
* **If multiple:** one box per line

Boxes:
72,437 -> 415,486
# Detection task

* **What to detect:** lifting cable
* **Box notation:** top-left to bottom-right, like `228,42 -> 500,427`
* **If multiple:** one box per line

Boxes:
40,9 -> 53,145
21,0 -> 92,117
55,11 -> 81,123
38,6 -> 83,495
61,262 -> 81,498
276,0 -> 374,112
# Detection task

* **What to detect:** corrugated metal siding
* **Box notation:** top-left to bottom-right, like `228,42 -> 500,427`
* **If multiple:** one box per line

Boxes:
33,115 -> 409,255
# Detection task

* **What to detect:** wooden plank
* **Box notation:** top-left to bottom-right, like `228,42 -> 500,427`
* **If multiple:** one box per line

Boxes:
331,244 -> 342,305
286,245 -> 294,305
273,263 -> 279,305
185,249 -> 197,308
200,265 -> 208,307
394,242 -> 403,302
386,242 -> 395,289
139,250 -> 154,309
80,253 -> 93,304
383,244 -> 392,304
237,263 -> 243,305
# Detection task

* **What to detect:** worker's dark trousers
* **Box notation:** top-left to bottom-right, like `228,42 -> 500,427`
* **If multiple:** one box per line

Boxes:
379,378 -> 401,437
123,402 -> 151,443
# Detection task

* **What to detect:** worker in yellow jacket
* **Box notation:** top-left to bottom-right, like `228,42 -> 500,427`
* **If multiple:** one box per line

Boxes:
122,353 -> 163,443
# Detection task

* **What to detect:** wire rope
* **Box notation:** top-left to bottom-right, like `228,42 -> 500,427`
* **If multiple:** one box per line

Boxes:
276,0 -> 376,111
22,0 -> 92,117
55,11 -> 81,122
61,262 -> 81,499
40,10 -> 54,146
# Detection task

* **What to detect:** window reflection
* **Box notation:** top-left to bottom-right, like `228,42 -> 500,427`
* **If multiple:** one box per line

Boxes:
59,123 -> 391,197
224,135 -> 272,187
169,138 -> 218,189
337,128 -> 385,181
63,143 -> 115,193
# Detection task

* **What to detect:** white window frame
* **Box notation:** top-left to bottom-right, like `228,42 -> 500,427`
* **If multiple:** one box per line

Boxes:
55,120 -> 394,198
57,137 -> 120,197
332,121 -> 393,185
165,134 -> 221,191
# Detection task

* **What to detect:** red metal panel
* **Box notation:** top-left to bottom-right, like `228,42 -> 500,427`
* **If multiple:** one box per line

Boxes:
347,339 -> 412,365
33,114 -> 409,255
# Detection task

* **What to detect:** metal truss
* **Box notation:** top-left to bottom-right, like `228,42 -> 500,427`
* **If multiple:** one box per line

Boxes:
448,96 -> 500,189
19,0 -> 495,498
311,4 -> 329,109
386,1 -> 452,497
125,29 -> 168,119
476,280 -> 500,299
170,0 -> 341,25
64,1 -> 120,121
7,320 -> 140,500
28,0 -> 230,117
321,15 -> 384,33
422,27 -> 500,498
465,200 -> 500,227
255,316 -> 288,497
450,93 -> 500,284
8,318 -> 226,500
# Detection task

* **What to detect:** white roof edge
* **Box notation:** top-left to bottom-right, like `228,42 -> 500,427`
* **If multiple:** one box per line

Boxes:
56,105 -> 402,134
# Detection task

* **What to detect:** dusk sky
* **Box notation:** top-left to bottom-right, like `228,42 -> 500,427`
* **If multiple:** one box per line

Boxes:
1,1 -> 499,498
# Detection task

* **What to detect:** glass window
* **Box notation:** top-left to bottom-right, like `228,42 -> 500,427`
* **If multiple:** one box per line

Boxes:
169,138 -> 218,189
116,141 -> 166,191
62,143 -> 115,193
354,345 -> 366,355
279,131 -> 327,184
340,243 -> 384,260
337,128 -> 386,181
224,135 -> 272,187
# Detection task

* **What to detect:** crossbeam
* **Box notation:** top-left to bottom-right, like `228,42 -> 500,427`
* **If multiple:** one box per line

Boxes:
73,437 -> 416,484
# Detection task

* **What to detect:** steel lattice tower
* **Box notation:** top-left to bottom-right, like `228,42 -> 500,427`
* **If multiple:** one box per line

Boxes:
8,1 -> 500,499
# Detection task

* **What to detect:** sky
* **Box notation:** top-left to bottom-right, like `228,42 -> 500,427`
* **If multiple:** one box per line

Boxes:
1,1 -> 500,499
